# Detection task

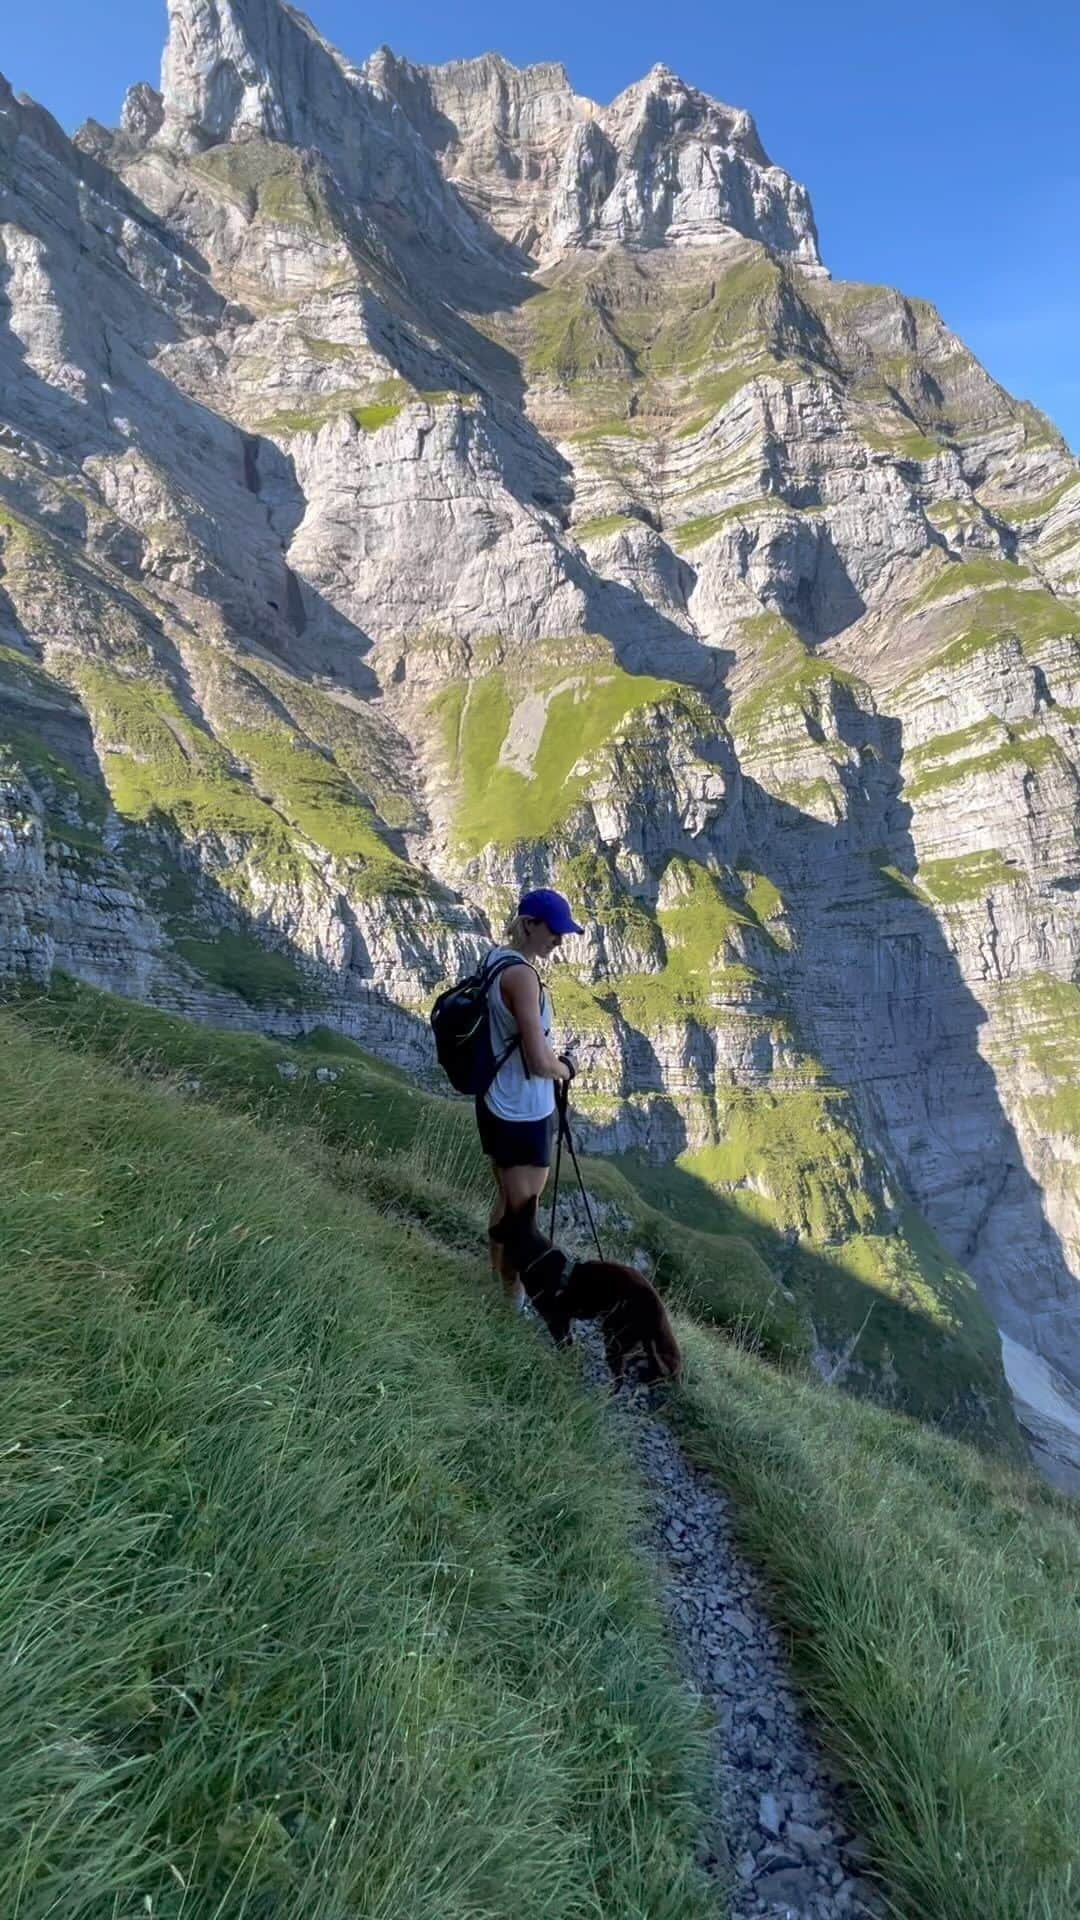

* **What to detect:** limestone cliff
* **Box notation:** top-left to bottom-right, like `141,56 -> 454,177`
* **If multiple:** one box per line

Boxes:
1,1 -> 1078,1479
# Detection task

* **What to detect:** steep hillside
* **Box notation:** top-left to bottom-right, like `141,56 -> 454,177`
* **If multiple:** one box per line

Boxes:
11,973 -> 1022,1451
0,0 -> 1078,1479
3,985 -> 1079,1919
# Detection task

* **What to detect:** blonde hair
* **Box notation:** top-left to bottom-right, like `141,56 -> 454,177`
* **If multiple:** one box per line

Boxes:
503,912 -> 528,946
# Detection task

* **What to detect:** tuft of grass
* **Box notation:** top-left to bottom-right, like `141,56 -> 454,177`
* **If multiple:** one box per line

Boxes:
910,555 -> 1031,609
73,662 -> 307,886
517,254 -> 800,435
860,426 -> 942,461
254,382 -> 468,439
0,1010 -> 714,1920
667,497 -> 783,547
988,973 -> 1080,1146
672,358 -> 802,439
253,393 -> 401,437
895,577 -> 1078,688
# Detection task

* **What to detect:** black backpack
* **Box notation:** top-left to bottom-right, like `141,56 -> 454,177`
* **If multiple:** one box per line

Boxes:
430,951 -> 531,1096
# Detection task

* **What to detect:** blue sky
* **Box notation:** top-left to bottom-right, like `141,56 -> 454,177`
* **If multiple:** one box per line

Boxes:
4,0 -> 1078,449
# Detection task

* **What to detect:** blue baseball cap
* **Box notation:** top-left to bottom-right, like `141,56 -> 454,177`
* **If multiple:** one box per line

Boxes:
518,887 -> 585,935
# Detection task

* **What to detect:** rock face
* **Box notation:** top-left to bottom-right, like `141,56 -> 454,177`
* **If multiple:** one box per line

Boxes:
1,1 -> 1079,1478
363,51 -> 821,265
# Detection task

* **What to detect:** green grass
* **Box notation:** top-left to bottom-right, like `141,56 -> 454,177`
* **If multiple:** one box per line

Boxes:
523,292 -> 636,387
191,141 -> 339,236
253,393 -> 403,437
571,514 -> 643,542
173,930 -> 318,1008
300,335 -> 356,363
680,1087 -> 878,1243
897,581 -> 1080,687
989,974 -> 1080,1145
523,257 -> 780,390
916,851 -> 1026,904
662,1079 -> 1014,1442
904,723 -> 1068,801
222,724 -> 430,898
564,420 -> 651,446
431,649 -> 680,854
0,707 -> 108,855
11,976 -> 1019,1442
0,1008 -> 714,1920
672,360 -> 798,439
994,472 -> 1080,525
900,571 -> 1080,685
877,847 -> 1030,910
924,497 -> 984,528
73,663 -> 310,889
555,848 -> 663,961
229,660 -> 420,835
7,978 -> 798,1356
254,382 -> 468,439
0,499 -> 48,554
668,498 -> 780,548
5,983 -> 1074,1918
860,426 -> 942,461
910,556 -> 1031,609
517,255 -> 800,435
68,664 -> 430,913
608,858 -> 760,1028
740,870 -> 785,930
673,1329 -> 1080,1920
731,643 -> 867,746
633,259 -> 782,374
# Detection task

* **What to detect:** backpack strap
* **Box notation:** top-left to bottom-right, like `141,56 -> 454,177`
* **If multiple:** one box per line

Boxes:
480,950 -> 540,1080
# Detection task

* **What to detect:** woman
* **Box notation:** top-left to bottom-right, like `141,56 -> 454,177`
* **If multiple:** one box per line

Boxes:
476,887 -> 584,1309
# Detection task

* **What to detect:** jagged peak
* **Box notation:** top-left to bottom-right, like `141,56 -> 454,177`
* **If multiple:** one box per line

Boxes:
153,0 -> 818,266
425,50 -> 575,91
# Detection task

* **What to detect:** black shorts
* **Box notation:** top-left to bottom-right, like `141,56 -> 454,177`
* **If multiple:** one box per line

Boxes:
475,1098 -> 555,1170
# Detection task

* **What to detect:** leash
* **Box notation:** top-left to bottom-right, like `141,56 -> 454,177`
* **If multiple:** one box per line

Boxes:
548,1075 -> 605,1260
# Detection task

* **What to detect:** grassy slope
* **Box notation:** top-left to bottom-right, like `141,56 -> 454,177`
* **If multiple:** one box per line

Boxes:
0,1011 -> 712,1920
5,985 -> 1080,1920
13,979 -> 1016,1445
429,649 -> 680,855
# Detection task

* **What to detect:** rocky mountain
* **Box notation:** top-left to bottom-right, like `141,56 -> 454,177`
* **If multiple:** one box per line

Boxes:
2,0 -> 1079,1480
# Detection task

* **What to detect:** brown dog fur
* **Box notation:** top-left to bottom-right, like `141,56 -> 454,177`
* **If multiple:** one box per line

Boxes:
502,1205 -> 682,1385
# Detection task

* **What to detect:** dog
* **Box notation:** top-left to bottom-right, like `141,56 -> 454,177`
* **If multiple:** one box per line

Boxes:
502,1205 -> 682,1386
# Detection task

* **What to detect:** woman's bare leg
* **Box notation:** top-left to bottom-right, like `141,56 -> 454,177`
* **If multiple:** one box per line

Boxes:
489,1163 -> 548,1307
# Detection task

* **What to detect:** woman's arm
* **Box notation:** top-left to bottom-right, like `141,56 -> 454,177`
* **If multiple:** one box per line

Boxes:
500,966 -> 572,1081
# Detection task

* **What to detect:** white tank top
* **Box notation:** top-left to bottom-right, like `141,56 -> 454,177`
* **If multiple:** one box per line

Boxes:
482,946 -> 555,1122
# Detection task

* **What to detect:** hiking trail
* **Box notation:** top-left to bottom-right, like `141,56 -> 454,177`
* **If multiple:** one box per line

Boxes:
570,1323 -> 887,1919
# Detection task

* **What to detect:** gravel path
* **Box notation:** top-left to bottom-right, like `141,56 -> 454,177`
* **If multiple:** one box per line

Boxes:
573,1327 -> 887,1919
